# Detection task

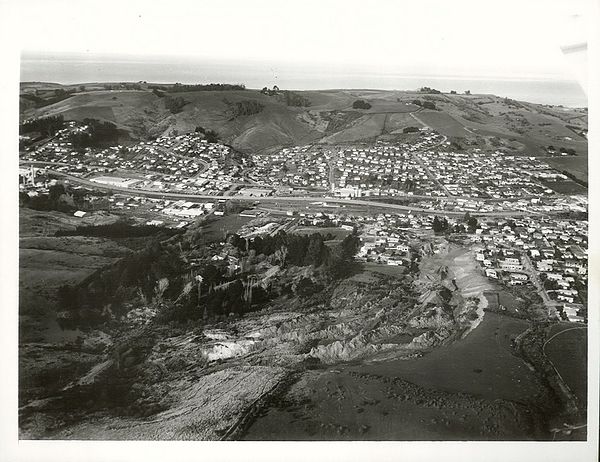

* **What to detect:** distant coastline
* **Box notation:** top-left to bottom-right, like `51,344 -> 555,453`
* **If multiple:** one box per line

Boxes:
20,53 -> 587,108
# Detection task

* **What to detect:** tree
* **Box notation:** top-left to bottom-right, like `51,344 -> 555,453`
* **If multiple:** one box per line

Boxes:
304,235 -> 325,267
352,99 -> 372,110
423,101 -> 436,110
340,232 -> 360,260
433,216 -> 446,233
467,216 -> 479,233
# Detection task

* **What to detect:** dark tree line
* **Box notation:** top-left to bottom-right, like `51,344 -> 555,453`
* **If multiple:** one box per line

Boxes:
57,241 -> 187,327
230,230 -> 361,277
19,183 -> 86,213
56,228 -> 363,327
69,118 -> 120,149
20,115 -> 65,137
223,98 -> 264,119
149,83 -> 246,92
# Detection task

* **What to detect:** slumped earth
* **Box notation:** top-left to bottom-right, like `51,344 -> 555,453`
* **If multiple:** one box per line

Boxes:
18,212 -> 586,441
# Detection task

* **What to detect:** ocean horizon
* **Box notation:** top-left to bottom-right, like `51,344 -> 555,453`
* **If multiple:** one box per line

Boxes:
20,53 -> 587,108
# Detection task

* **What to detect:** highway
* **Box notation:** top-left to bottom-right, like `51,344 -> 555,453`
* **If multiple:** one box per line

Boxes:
28,166 -> 544,218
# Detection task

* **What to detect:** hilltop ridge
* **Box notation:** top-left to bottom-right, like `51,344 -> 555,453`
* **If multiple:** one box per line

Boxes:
20,82 -> 588,180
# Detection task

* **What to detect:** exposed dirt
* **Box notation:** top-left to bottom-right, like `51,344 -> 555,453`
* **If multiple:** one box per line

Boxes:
19,236 -> 571,441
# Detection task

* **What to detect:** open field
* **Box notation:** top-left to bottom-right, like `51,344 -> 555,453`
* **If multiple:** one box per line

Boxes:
321,113 -> 387,143
542,156 -> 588,183
415,110 -> 469,137
360,313 -> 544,403
197,214 -> 254,242
541,180 -> 587,195
545,325 -> 587,406
243,366 -> 544,440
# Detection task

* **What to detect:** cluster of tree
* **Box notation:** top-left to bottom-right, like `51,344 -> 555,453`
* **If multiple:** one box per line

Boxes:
229,231 -> 330,268
20,115 -> 65,137
57,241 -> 187,326
229,230 -> 361,278
463,212 -> 479,233
55,221 -> 183,239
19,183 -> 85,213
419,87 -> 441,94
194,126 -> 220,143
433,213 -> 479,234
164,96 -> 187,114
260,85 -> 280,96
403,126 -> 420,134
223,98 -> 264,119
69,118 -> 120,149
55,227 -> 363,327
432,216 -> 450,233
422,101 -> 436,110
152,88 -> 165,98
282,91 -> 311,107
352,99 -> 372,110
149,83 -> 246,93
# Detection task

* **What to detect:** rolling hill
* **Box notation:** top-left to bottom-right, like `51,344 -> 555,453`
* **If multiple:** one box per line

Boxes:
20,83 -> 588,179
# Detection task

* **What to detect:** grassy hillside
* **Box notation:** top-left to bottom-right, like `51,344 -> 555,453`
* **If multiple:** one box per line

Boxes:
20,83 -> 588,178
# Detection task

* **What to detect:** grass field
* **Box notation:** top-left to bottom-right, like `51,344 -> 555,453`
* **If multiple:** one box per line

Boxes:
545,326 -> 587,406
416,110 -> 469,137
361,312 -> 544,403
198,214 -> 254,242
543,156 -> 588,183
322,113 -> 387,143
541,180 -> 587,195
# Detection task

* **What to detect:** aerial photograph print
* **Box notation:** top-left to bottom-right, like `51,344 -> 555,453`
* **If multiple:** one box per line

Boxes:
3,0 -> 598,461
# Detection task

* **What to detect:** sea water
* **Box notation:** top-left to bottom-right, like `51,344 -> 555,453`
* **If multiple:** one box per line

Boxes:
20,52 -> 587,108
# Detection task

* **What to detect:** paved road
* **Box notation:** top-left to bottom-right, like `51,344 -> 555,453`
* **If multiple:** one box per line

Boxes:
31,167 -> 545,218
522,254 -> 561,319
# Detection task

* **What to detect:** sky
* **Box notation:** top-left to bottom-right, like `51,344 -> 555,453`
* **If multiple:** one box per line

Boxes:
13,0 -> 589,81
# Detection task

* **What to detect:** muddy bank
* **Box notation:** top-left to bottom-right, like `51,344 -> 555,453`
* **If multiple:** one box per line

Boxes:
242,311 -> 553,441
242,367 -> 546,441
